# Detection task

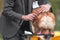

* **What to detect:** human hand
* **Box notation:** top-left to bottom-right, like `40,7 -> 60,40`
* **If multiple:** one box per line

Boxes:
22,13 -> 36,21
40,4 -> 51,12
32,4 -> 51,15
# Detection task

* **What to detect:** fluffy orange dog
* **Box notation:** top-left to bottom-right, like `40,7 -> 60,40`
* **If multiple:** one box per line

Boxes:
31,7 -> 56,34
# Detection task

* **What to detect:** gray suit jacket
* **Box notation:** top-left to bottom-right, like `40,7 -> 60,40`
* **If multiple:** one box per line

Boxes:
0,0 -> 49,38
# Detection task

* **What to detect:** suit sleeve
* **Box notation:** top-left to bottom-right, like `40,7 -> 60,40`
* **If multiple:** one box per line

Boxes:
38,0 -> 51,5
2,0 -> 22,23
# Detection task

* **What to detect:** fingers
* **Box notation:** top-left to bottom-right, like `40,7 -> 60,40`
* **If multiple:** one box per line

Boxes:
27,14 -> 36,21
32,4 -> 51,15
40,4 -> 51,13
22,4 -> 51,21
22,13 -> 36,21
41,6 -> 47,12
40,6 -> 46,12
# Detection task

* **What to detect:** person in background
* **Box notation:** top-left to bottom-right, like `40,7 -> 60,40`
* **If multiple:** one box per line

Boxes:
0,0 -> 51,40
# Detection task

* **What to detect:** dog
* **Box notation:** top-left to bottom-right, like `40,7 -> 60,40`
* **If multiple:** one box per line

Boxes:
31,7 -> 56,34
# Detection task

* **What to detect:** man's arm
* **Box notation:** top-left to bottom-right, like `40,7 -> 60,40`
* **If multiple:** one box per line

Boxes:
38,0 -> 51,5
2,0 -> 36,23
2,0 -> 22,23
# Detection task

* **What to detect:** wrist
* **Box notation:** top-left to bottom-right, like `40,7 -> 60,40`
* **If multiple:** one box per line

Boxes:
46,4 -> 51,8
22,15 -> 25,19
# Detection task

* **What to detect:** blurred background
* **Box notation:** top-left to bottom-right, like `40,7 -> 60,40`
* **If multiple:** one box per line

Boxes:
0,0 -> 60,40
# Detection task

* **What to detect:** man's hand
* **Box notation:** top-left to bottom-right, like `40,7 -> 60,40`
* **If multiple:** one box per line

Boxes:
32,4 -> 51,15
22,13 -> 36,21
40,4 -> 51,12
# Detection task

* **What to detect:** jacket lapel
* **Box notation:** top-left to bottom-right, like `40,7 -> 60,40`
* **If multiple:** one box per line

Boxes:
18,0 -> 25,14
28,0 -> 33,13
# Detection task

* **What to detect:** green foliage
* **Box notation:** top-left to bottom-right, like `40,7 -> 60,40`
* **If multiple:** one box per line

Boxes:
49,0 -> 60,13
0,34 -> 2,40
0,0 -> 3,12
56,20 -> 60,31
49,0 -> 60,31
